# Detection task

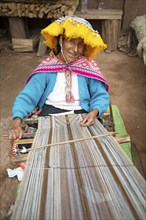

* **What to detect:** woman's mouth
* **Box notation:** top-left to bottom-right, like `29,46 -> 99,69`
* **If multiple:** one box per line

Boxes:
67,52 -> 78,60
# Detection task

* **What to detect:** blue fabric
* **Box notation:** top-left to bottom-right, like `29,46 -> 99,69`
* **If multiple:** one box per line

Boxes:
12,72 -> 110,119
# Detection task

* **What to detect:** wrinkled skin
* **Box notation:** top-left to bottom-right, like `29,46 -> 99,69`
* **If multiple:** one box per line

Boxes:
60,37 -> 85,63
80,109 -> 99,127
9,118 -> 23,140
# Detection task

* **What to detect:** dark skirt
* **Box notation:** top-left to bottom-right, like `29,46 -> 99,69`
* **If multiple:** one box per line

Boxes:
39,104 -> 87,116
39,104 -> 103,124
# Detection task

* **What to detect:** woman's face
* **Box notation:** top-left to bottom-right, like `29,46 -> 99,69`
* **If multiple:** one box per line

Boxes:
61,37 -> 84,63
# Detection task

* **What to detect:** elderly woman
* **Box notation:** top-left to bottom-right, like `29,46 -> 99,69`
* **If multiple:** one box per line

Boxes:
9,16 -> 110,140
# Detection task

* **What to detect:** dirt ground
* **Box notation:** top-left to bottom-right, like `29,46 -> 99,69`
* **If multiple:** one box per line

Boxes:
0,48 -> 146,219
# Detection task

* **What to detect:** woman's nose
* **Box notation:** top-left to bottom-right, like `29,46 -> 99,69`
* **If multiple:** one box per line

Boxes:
73,44 -> 78,52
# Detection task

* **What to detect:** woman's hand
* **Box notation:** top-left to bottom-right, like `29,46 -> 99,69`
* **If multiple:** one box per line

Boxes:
80,109 -> 98,127
9,118 -> 23,140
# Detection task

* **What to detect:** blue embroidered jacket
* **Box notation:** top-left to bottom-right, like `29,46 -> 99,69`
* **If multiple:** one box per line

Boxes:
12,72 -> 110,119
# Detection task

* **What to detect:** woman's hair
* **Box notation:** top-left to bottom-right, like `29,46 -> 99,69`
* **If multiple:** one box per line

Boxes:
52,35 -> 61,55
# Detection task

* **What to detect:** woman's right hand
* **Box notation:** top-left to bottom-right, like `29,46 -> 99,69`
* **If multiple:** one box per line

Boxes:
9,118 -> 23,140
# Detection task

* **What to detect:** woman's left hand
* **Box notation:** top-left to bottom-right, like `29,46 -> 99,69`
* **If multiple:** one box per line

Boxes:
80,109 -> 98,127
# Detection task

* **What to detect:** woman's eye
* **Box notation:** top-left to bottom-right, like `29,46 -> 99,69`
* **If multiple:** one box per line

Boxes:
70,40 -> 75,44
68,39 -> 84,48
79,43 -> 84,47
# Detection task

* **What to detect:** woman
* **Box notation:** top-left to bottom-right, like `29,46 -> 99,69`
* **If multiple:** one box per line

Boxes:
9,16 -> 110,140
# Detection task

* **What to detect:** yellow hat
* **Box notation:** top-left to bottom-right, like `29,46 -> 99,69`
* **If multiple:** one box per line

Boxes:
41,16 -> 107,60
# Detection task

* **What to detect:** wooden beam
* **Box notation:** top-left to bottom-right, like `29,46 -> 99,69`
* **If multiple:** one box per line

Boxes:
74,9 -> 123,20
12,33 -> 39,52
102,19 -> 121,51
36,35 -> 47,57
115,135 -> 131,144
8,17 -> 28,39
15,138 -> 33,144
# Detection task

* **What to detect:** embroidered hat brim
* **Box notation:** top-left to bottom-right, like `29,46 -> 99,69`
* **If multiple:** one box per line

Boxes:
41,16 -> 107,60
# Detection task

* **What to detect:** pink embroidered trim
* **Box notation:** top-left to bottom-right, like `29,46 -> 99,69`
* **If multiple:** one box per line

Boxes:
26,54 -> 109,91
65,70 -> 74,103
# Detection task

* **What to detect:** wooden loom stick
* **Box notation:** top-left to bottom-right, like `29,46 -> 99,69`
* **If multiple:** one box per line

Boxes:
1,134 -> 9,137
15,138 -> 34,144
26,131 -> 117,152
1,133 -> 36,138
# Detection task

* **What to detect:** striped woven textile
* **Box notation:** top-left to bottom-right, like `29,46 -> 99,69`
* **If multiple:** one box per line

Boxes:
11,114 -> 146,220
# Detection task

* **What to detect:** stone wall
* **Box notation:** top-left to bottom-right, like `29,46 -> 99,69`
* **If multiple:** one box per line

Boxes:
122,0 -> 146,33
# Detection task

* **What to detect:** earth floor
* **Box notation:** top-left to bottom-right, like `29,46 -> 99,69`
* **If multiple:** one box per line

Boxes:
0,49 -> 146,219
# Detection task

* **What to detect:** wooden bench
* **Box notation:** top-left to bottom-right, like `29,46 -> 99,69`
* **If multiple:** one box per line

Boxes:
74,9 -> 123,52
